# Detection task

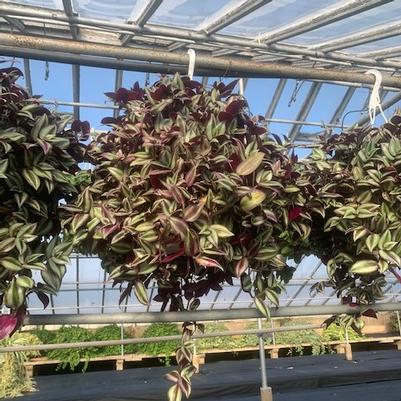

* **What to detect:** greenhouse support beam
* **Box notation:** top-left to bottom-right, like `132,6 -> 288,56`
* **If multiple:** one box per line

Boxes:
120,0 -> 163,45
258,0 -> 391,44
62,0 -> 79,40
113,69 -> 123,118
312,19 -> 401,53
0,45 -> 241,77
359,45 -> 401,60
130,0 -> 162,27
0,324 -> 321,353
198,0 -> 272,34
23,58 -> 32,96
24,302 -> 401,326
1,33 -> 401,88
2,2 -> 401,72
330,87 -> 356,125
72,64 -> 80,120
288,82 -> 323,141
3,15 -> 25,32
264,78 -> 286,120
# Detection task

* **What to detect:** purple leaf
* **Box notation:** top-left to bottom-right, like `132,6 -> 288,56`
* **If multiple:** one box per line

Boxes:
0,314 -> 17,340
288,207 -> 304,222
218,111 -> 234,122
101,117 -> 118,125
36,291 -> 50,309
362,309 -> 377,319
225,99 -> 245,115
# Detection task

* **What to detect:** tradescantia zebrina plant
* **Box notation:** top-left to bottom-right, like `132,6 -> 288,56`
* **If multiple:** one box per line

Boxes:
0,67 -> 87,339
306,113 -> 401,330
62,74 -> 317,400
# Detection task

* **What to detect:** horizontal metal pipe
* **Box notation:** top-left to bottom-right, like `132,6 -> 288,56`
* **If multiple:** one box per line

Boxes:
37,99 -> 348,129
24,303 -> 401,326
0,44 -> 398,92
40,99 -> 116,110
0,324 -> 321,353
0,45 -> 247,78
1,33 -> 401,88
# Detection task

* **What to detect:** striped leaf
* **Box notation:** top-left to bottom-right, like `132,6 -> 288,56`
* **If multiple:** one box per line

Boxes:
134,281 -> 148,305
236,152 -> 264,176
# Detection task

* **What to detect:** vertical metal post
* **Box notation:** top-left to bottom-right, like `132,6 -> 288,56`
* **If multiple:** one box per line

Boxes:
120,323 -> 125,356
50,294 -> 55,315
76,255 -> 80,315
270,319 -> 276,345
258,318 -> 273,401
396,311 -> 401,336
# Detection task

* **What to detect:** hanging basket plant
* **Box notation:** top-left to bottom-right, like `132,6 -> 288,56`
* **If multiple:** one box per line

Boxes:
305,113 -> 401,329
64,74 -> 317,313
62,74 -> 318,399
0,67 -> 87,339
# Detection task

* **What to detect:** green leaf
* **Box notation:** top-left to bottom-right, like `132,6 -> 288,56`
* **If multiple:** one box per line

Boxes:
366,234 -> 380,252
167,384 -> 182,401
71,213 -> 90,233
236,152 -> 264,175
135,222 -> 154,232
0,130 -> 25,141
0,256 -> 22,271
16,276 -> 34,289
22,169 -> 41,190
254,296 -> 270,319
4,280 -> 26,309
240,190 -> 266,211
108,167 -> 124,181
210,224 -> 234,238
134,281 -> 148,305
0,159 -> 8,177
349,260 -> 378,275
182,200 -> 205,222
266,288 -> 279,307
0,238 -> 16,253
138,264 -> 157,275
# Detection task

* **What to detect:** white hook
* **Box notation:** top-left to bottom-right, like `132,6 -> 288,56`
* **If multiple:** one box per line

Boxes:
239,78 -> 244,96
365,69 -> 388,125
187,49 -> 196,80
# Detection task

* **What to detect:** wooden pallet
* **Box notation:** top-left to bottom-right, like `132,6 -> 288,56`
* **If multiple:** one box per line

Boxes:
24,335 -> 401,378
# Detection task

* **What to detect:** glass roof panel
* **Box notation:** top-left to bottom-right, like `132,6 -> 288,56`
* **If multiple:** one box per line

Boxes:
219,0 -> 340,37
7,0 -> 63,10
288,1 -> 401,47
72,0 -> 141,21
148,0 -> 234,29
346,36 -> 401,54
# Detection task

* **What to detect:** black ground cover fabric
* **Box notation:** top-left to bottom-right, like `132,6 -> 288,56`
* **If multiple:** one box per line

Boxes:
9,350 -> 401,401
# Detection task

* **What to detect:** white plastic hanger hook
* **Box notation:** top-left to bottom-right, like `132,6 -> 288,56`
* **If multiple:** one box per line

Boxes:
187,49 -> 196,80
239,78 -> 244,96
365,69 -> 388,125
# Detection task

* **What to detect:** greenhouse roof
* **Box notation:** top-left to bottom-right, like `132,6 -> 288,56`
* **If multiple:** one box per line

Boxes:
1,0 -> 401,315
